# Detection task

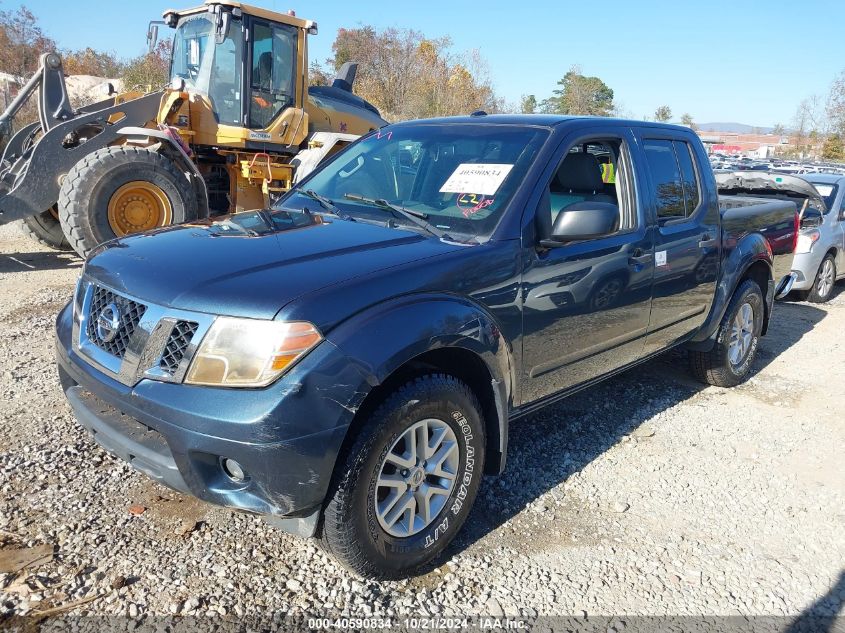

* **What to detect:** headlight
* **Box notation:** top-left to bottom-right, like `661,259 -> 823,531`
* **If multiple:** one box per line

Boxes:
795,230 -> 820,254
185,318 -> 322,387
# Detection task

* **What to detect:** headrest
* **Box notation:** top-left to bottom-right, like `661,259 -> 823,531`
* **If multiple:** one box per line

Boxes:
556,152 -> 604,191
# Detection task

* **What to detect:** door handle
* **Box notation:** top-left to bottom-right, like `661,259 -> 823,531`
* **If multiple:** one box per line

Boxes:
628,248 -> 653,265
699,234 -> 718,248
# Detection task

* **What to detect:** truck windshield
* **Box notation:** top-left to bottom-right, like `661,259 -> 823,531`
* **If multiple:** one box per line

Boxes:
284,124 -> 550,241
170,14 -> 243,126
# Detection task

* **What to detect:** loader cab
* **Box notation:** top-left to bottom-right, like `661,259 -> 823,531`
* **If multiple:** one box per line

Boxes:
166,1 -> 310,131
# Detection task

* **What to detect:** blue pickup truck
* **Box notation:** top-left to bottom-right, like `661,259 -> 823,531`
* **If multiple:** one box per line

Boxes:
55,115 -> 796,577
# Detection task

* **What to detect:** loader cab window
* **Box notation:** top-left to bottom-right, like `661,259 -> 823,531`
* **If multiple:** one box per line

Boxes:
171,14 -> 244,126
249,22 -> 297,129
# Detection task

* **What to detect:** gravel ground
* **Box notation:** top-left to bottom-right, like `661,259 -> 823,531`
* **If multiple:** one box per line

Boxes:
1,222 -> 844,628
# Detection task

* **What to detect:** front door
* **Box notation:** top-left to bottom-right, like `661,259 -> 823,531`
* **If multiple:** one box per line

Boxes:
636,133 -> 720,355
521,131 -> 655,405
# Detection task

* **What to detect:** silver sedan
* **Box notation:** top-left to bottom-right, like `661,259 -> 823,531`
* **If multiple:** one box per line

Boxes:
792,174 -> 845,302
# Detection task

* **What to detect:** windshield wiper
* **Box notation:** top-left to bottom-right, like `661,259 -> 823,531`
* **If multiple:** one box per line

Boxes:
342,193 -> 454,240
298,189 -> 355,221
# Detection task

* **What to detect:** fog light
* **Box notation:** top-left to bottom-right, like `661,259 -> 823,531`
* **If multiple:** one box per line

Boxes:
221,458 -> 246,482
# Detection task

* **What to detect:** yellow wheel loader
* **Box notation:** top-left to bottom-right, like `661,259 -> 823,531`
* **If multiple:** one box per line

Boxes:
0,1 -> 386,256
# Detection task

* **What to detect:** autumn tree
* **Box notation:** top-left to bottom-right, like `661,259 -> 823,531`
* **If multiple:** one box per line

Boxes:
520,94 -> 537,114
0,6 -> 57,135
308,61 -> 332,87
0,6 -> 55,82
122,39 -> 171,91
541,66 -> 614,116
772,123 -> 785,136
826,69 -> 845,137
63,47 -> 123,77
680,113 -> 697,130
654,105 -> 672,122
821,133 -> 844,160
327,26 -> 499,121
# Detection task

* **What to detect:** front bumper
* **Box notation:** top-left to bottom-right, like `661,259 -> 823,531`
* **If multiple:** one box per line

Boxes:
55,302 -> 369,537
790,250 -> 824,291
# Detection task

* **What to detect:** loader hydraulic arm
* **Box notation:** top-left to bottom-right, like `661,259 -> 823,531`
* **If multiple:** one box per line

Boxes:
0,53 -> 74,144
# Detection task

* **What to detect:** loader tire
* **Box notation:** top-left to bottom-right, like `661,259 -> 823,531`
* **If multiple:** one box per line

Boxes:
19,206 -> 71,251
58,146 -> 198,257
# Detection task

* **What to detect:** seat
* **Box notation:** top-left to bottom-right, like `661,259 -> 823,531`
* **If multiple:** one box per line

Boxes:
257,52 -> 273,89
250,52 -> 275,128
550,153 -> 615,219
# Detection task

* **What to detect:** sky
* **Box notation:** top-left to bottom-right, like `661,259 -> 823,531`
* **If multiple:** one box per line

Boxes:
14,0 -> 843,126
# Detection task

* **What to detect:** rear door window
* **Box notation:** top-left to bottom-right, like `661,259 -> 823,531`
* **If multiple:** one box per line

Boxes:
674,141 -> 701,215
643,139 -> 686,221
642,138 -> 701,222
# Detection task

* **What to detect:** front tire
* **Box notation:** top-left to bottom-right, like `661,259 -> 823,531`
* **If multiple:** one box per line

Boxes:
806,254 -> 836,303
321,374 -> 485,578
689,278 -> 764,387
18,206 -> 71,251
58,146 -> 199,257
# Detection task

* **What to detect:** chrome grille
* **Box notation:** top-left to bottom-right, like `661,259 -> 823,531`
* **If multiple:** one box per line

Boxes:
86,286 -> 146,359
159,321 -> 199,376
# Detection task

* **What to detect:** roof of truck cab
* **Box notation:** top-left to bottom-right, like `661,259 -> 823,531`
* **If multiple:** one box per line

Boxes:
387,114 -> 698,133
164,0 -> 311,29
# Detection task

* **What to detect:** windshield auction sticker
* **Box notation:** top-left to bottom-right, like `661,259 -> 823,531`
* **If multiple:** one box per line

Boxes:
440,163 -> 514,196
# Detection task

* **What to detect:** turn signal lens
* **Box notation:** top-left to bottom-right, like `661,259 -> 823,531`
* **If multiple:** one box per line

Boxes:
185,318 -> 322,387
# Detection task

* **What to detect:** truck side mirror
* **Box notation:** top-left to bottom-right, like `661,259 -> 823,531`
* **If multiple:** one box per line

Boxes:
543,202 -> 619,246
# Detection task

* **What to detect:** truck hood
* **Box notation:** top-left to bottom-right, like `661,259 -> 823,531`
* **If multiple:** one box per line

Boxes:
83,210 -> 463,320
715,172 -> 828,213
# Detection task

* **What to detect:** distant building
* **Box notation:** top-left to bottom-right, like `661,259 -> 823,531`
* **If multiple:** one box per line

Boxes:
697,129 -> 822,159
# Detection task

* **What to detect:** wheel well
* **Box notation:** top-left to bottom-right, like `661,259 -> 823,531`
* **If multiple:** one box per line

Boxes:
344,348 -> 503,476
741,260 -> 771,333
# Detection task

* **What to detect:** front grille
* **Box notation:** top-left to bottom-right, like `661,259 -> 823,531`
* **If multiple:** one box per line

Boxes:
86,286 -> 146,359
159,321 -> 199,375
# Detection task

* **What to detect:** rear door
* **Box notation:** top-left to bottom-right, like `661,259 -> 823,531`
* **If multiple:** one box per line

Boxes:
634,130 -> 721,354
520,127 -> 655,404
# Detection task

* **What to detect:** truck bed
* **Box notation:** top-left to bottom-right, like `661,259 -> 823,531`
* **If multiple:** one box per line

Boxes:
719,194 -> 797,286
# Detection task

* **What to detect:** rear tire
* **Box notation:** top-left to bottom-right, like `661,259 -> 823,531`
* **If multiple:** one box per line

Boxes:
321,374 -> 485,578
58,146 -> 198,257
806,254 -> 836,303
689,278 -> 764,387
18,206 -> 71,251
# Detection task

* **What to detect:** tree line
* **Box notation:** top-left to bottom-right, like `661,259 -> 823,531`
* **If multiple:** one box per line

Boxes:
0,7 -> 169,91
787,72 -> 845,160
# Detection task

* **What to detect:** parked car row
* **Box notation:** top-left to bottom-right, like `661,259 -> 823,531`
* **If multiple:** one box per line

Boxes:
54,115 -> 831,578
710,154 -> 845,177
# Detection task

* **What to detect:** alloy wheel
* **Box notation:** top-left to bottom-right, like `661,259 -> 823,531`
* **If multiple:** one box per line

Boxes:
728,302 -> 754,367
817,259 -> 834,298
374,418 -> 459,537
